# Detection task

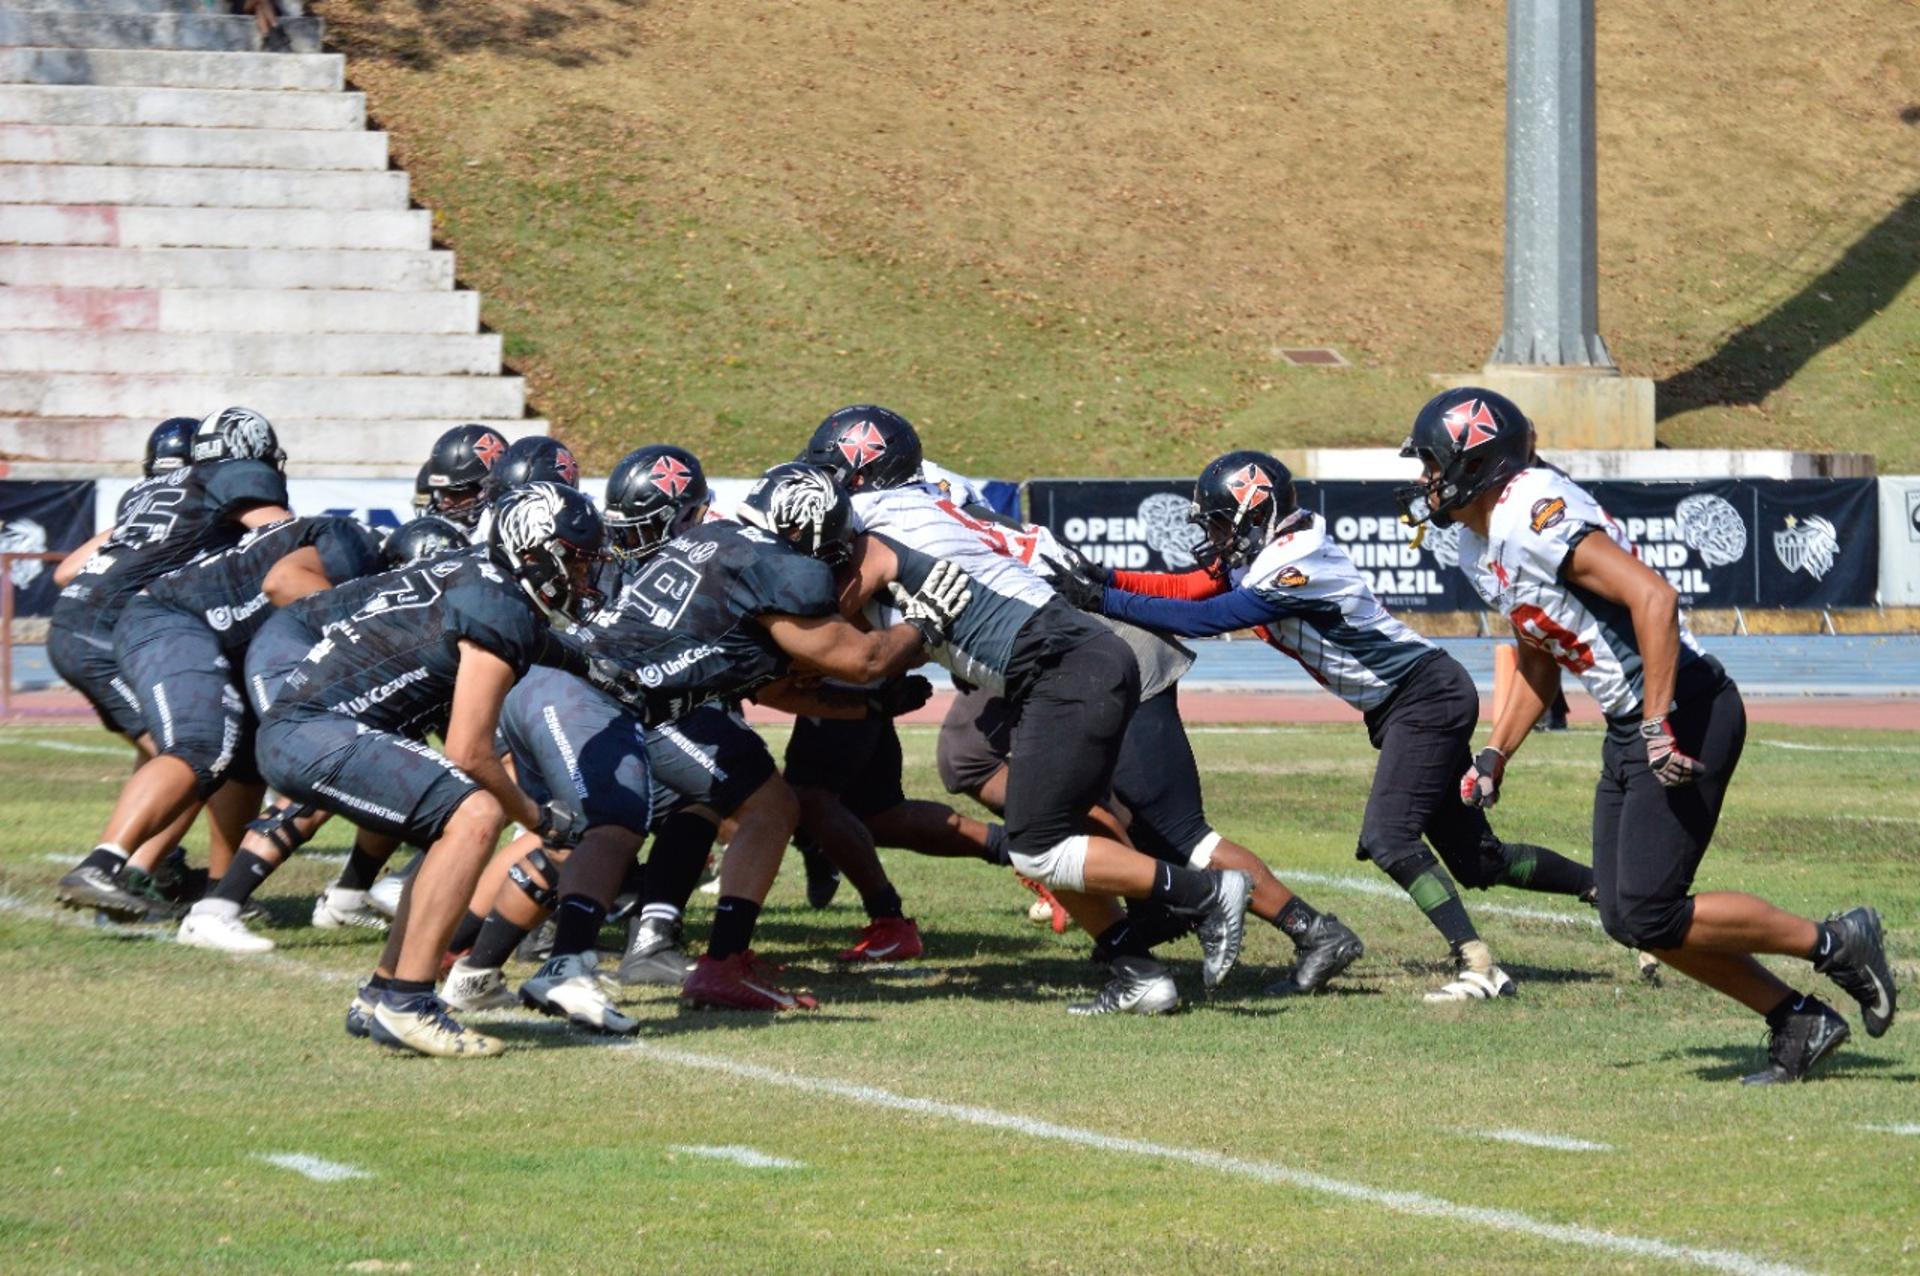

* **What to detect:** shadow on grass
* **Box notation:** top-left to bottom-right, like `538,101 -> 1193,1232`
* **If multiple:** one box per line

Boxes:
323,0 -> 652,71
1659,1043 -> 1919,1085
1658,186 -> 1920,420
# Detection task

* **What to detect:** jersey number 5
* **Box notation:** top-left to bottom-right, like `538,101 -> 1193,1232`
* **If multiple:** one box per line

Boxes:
1510,603 -> 1595,674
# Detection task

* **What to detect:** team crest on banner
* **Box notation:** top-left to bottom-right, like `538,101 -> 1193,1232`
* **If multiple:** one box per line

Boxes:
1773,514 -> 1840,580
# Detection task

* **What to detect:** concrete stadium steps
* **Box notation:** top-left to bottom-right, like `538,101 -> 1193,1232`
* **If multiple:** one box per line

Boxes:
19,0 -> 240,14
0,162 -> 410,208
3,205 -> 433,250
0,48 -> 343,91
0,417 -> 550,469
0,83 -> 368,130
0,122 -> 388,168
0,286 -> 482,334
0,11 -> 323,55
0,332 -> 506,376
0,374 -> 528,420
0,245 -> 455,289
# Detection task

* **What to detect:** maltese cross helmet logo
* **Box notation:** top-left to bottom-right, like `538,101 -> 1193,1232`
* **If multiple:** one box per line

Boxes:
648,454 -> 693,498
836,421 -> 888,469
472,432 -> 507,469
1226,463 -> 1273,512
1442,399 -> 1500,449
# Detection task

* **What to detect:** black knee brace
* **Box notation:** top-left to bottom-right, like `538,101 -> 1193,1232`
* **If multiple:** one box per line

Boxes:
507,847 -> 561,911
246,803 -> 317,857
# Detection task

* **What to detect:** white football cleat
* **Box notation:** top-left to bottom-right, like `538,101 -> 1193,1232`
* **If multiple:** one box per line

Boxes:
1424,939 -> 1516,1002
521,952 -> 639,1035
311,887 -> 390,932
369,996 -> 504,1059
366,873 -> 406,919
1067,956 -> 1180,1016
441,959 -> 518,1012
178,907 -> 275,954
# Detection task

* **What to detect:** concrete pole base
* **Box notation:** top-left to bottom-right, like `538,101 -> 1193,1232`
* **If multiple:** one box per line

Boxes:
1432,364 -> 1655,450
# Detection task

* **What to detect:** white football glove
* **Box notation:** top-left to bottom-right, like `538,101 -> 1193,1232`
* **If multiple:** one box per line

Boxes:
888,559 -> 973,646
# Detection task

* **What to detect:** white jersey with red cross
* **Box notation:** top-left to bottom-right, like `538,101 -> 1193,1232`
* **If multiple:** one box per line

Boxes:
1457,465 -> 1705,718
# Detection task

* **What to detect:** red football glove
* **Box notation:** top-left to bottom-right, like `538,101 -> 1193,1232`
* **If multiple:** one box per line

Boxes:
1460,746 -> 1507,808
1639,716 -> 1704,788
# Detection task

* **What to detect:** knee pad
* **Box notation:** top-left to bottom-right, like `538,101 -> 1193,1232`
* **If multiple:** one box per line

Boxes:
1359,836 -> 1431,883
1007,834 -> 1088,892
507,847 -> 561,910
246,802 -> 317,857
1186,830 -> 1221,870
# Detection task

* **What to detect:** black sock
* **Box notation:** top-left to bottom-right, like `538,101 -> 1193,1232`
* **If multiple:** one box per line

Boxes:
646,812 -> 719,913
980,823 -> 1011,867
1809,924 -> 1837,964
708,895 -> 762,960
550,895 -> 607,958
337,841 -> 391,893
447,910 -> 486,955
79,845 -> 128,875
1383,855 -> 1479,949
386,977 -> 433,1001
1095,918 -> 1153,960
1126,898 -> 1194,948
1497,843 -> 1595,898
861,883 -> 905,921
211,851 -> 275,906
1274,895 -> 1320,943
1765,992 -> 1809,1028
1146,863 -> 1219,914
366,973 -> 391,992
468,910 -> 532,970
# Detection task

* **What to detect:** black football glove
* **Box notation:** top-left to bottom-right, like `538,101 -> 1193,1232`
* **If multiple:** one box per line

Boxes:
1639,716 -> 1704,788
866,675 -> 935,719
585,653 -> 646,707
534,797 -> 589,849
1460,745 -> 1507,808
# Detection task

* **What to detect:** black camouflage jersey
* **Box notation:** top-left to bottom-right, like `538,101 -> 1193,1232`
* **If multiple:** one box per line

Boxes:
588,519 -> 839,725
272,552 -> 546,738
142,515 -> 386,657
53,459 -> 288,642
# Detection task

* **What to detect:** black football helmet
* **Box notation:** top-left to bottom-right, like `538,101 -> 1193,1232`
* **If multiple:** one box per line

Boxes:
487,435 -> 580,500
1395,387 -> 1535,527
143,416 -> 198,477
739,462 -> 855,566
604,444 -> 710,562
488,482 -> 605,624
191,406 -> 286,470
383,514 -> 468,568
419,424 -> 509,528
1188,450 -> 1299,572
800,404 -> 923,491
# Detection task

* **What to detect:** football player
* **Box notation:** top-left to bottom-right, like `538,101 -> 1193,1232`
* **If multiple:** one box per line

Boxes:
802,406 -> 1256,1012
413,423 -> 510,531
52,408 -> 294,920
257,483 -> 607,1057
1088,448 -> 1601,1001
1402,387 -> 1896,1079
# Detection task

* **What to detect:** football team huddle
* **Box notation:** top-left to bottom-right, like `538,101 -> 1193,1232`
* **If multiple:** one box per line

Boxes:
43,390 -> 1897,1083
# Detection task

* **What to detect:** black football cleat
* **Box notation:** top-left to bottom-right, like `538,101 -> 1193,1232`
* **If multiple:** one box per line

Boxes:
1272,913 -> 1365,995
1742,997 -> 1850,1085
55,863 -> 150,922
795,832 -> 841,910
1815,906 -> 1896,1039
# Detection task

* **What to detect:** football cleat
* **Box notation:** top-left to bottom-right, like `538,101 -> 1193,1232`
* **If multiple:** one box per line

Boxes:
683,951 -> 818,1012
520,953 -> 639,1035
1814,906 -> 1896,1039
441,959 -> 518,1012
1068,956 -> 1180,1016
122,866 -> 190,923
796,833 -> 842,909
1273,913 -> 1365,995
369,994 -> 504,1059
1019,874 -> 1071,933
55,863 -> 149,922
366,872 -> 406,920
513,917 -> 557,964
1424,939 -> 1516,1002
1636,950 -> 1663,987
177,907 -> 276,953
837,915 -> 924,963
345,984 -> 378,1039
1742,997 -> 1850,1085
1192,870 -> 1253,991
617,915 -> 696,986
311,887 -> 390,933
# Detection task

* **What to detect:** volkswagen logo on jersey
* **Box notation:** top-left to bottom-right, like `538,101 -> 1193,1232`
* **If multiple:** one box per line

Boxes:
1442,399 -> 1500,449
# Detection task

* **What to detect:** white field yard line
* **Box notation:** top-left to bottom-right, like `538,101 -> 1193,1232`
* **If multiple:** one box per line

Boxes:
254,1152 -> 373,1182
1472,1128 -> 1612,1153
669,1144 -> 805,1169
1275,869 -> 1601,929
0,735 -> 131,757
1861,1123 -> 1920,1136
0,896 -> 1817,1276
1754,740 -> 1920,756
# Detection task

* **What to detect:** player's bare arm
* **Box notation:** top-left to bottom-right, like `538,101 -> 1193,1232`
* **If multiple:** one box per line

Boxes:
1562,530 -> 1682,728
444,639 -> 542,833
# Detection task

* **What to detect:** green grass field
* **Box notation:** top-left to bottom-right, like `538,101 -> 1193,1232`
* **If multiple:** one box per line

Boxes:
2,719 -> 1917,1274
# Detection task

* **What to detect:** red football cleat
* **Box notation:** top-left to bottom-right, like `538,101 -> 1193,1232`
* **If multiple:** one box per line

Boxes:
682,951 -> 819,1011
837,915 -> 924,963
1019,874 -> 1071,933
